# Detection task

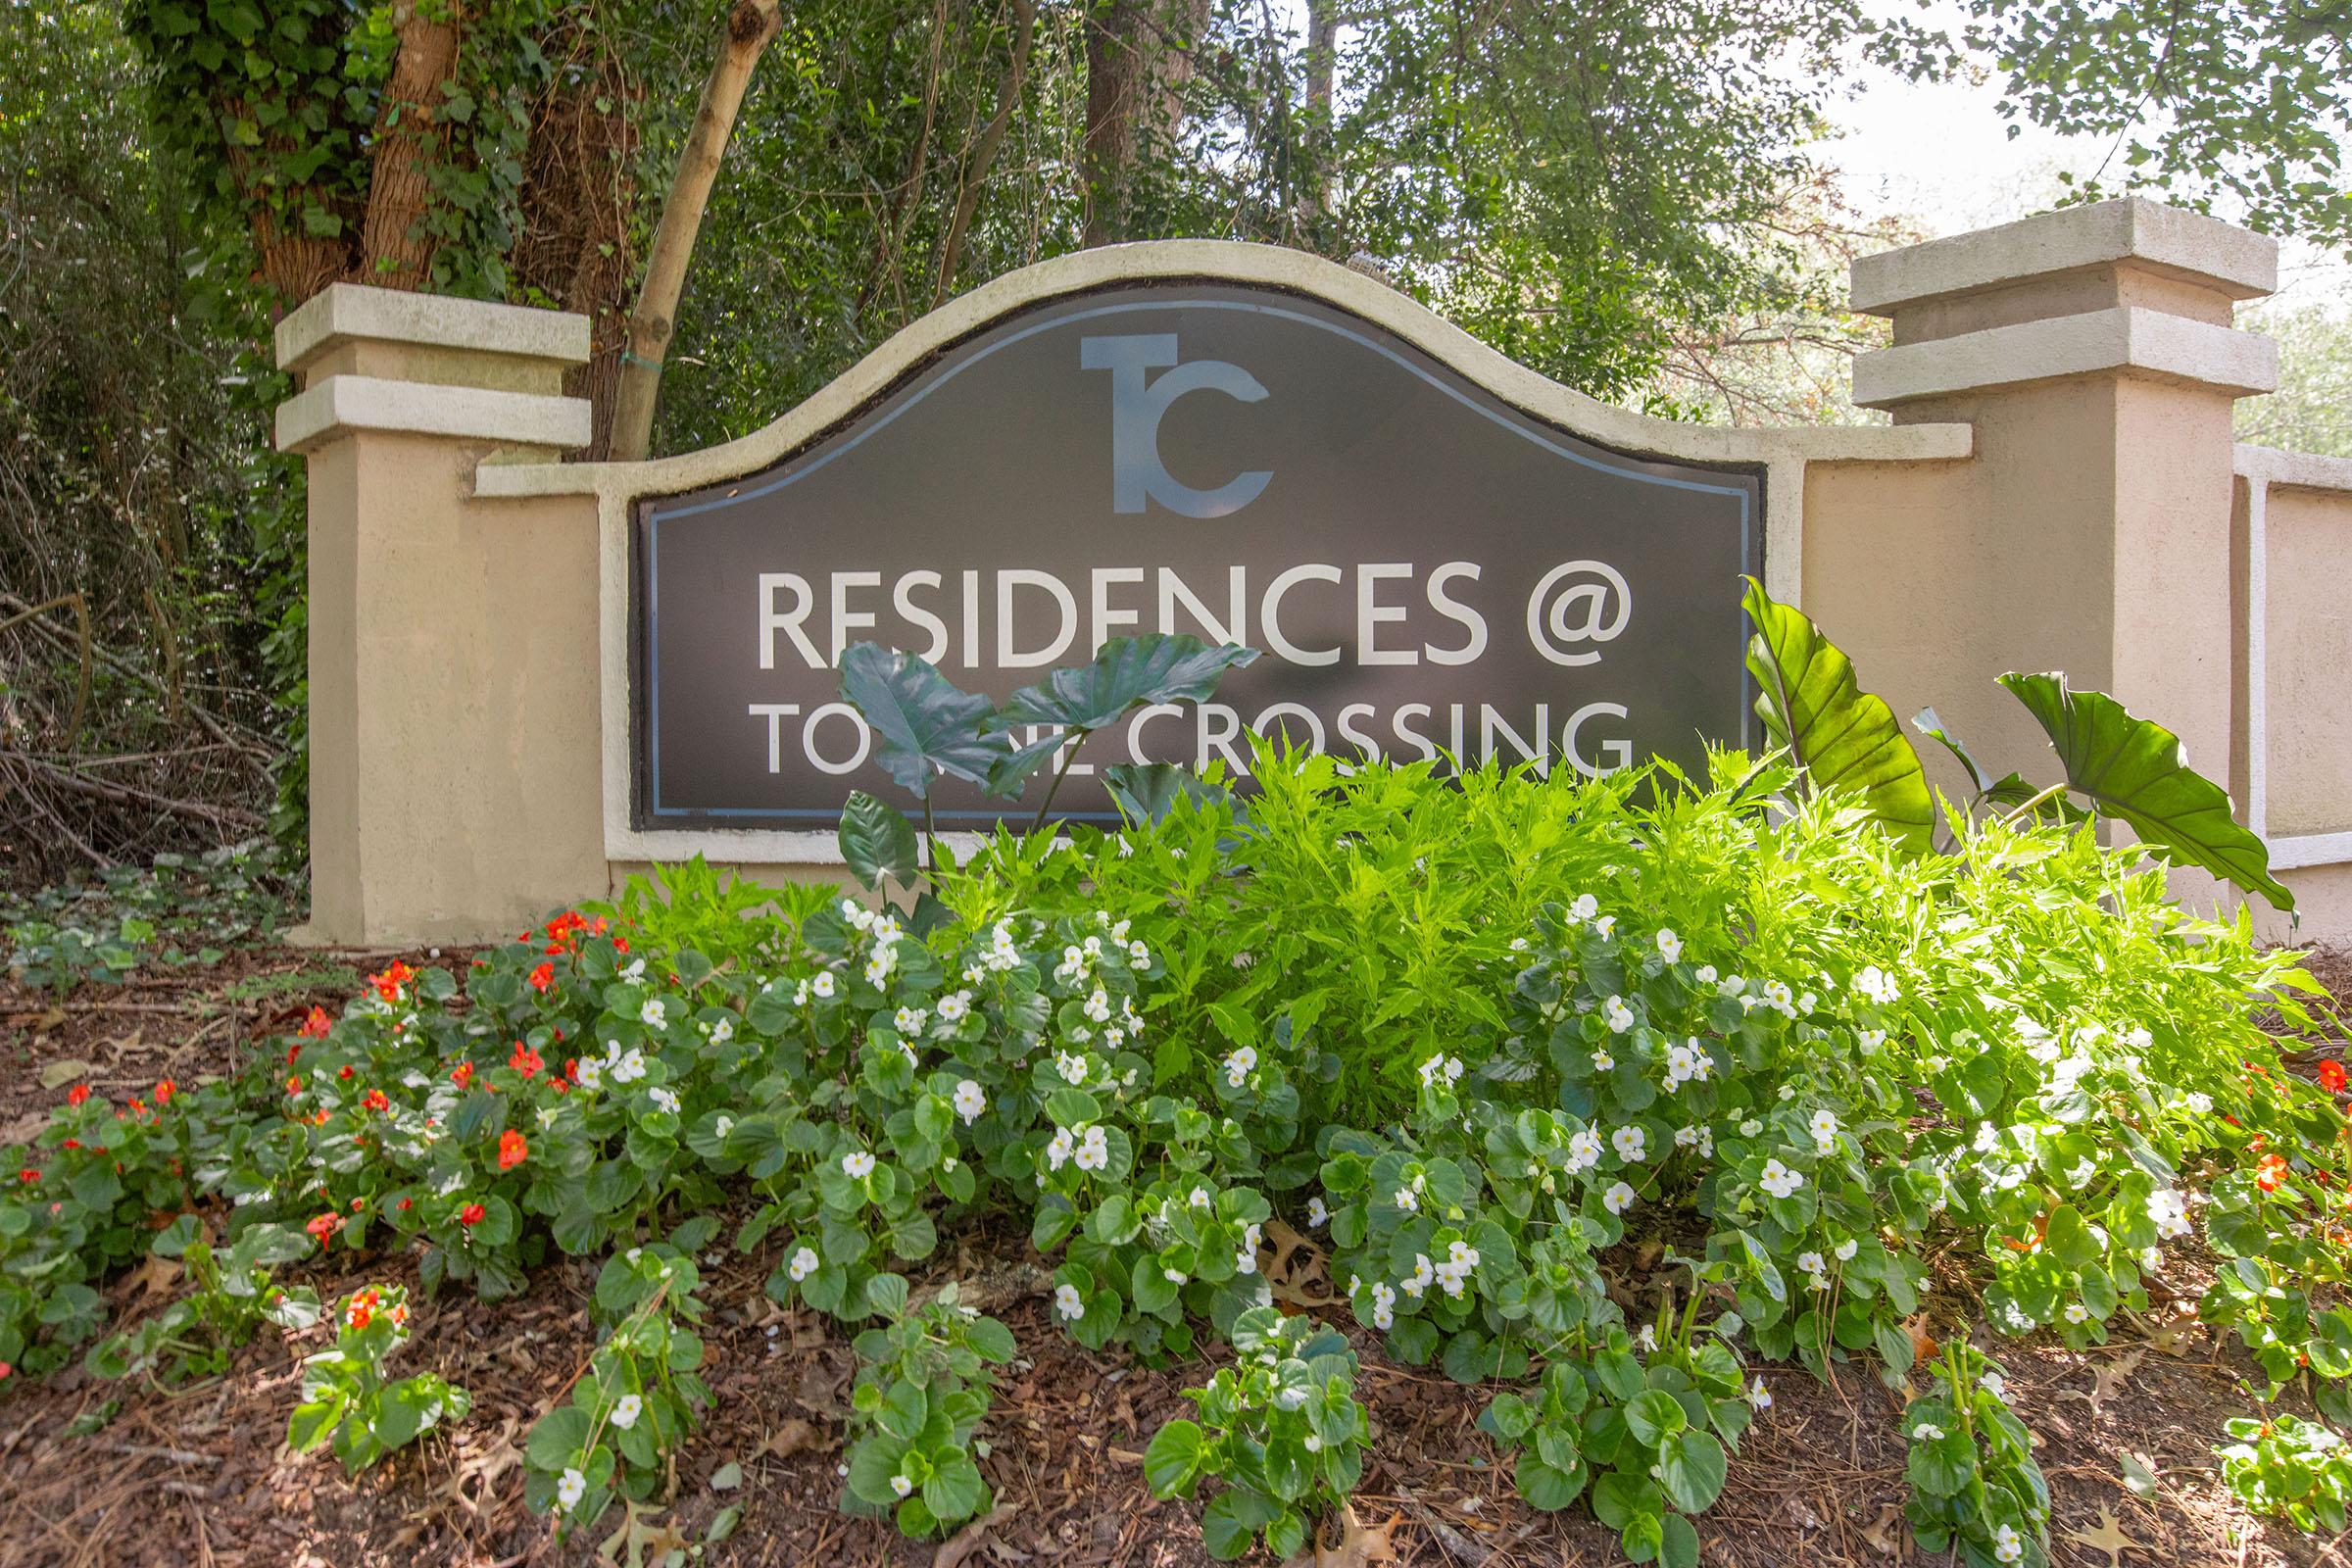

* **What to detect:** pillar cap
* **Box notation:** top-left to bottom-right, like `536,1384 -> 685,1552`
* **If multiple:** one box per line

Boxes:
1851,197 -> 2278,318
276,282 -> 591,375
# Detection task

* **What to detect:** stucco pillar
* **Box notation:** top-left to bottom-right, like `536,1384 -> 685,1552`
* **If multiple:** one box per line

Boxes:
1835,199 -> 2278,912
275,285 -> 606,944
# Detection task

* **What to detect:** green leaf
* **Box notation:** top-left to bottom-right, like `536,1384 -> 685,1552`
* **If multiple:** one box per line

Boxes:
1143,1417 -> 1206,1498
1102,762 -> 1227,825
993,635 -> 1259,734
1623,1389 -> 1687,1446
1741,578 -> 1934,853
1656,1429 -> 1727,1513
1913,707 -> 2069,814
838,642 -> 1004,802
838,793 -> 919,889
1998,671 -> 2291,909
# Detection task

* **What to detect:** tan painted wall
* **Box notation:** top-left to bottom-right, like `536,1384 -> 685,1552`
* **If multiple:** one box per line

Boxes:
2264,485 -> 2352,837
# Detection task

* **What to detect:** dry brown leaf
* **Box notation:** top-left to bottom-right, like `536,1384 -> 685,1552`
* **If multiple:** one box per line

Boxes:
1262,1218 -> 1337,1308
760,1418 -> 821,1460
2062,1504 -> 2143,1568
1902,1312 -> 1939,1364
36,1057 -> 91,1090
1280,1503 -> 1401,1568
597,1500 -> 689,1567
1861,1501 -> 1905,1555
127,1250 -> 181,1302
935,1501 -> 1020,1568
2086,1347 -> 2144,1416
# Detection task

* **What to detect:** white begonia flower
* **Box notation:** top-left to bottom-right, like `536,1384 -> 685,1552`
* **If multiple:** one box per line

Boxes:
2147,1187 -> 2192,1239
1602,1181 -> 1637,1215
557,1468 -> 588,1510
1370,1282 -> 1397,1330
1809,1108 -> 1840,1152
1593,914 -> 1617,938
1223,1045 -> 1258,1088
1758,1158 -> 1805,1200
1592,1049 -> 1616,1073
1395,1185 -> 1419,1213
810,971 -> 836,999
1055,1051 -> 1090,1086
1719,974 -> 1746,998
1569,894 -> 1599,921
1602,995 -> 1635,1034
1566,1128 -> 1603,1172
1834,1238 -> 1859,1262
1852,965 -> 1900,1005
863,946 -> 897,987
1045,1128 -> 1074,1170
611,1048 -> 648,1085
611,1394 -> 643,1430
1655,928 -> 1682,962
1084,989 -> 1112,1023
954,1079 -> 987,1124
1796,1250 -> 1826,1277
1993,1524 -> 2023,1565
1857,1029 -> 1886,1053
890,1474 -> 914,1499
1762,979 -> 1793,1014
1307,1196 -> 1329,1227
1612,1125 -> 1648,1163
714,1115 -> 734,1139
793,980 -> 810,1006
2183,1091 -> 2213,1115
1912,1422 -> 1944,1442
1694,964 -> 1718,985
710,1017 -> 734,1046
788,1246 -> 819,1282
1072,1125 -> 1110,1172
649,1086 -> 679,1114
618,957 -> 647,983
1747,1378 -> 1772,1410
842,1150 -> 877,1179
576,1057 -> 604,1089
1635,1325 -> 1658,1352
1235,1222 -> 1263,1275
1054,1283 -> 1085,1321
894,1005 -> 928,1035
640,998 -> 667,1029
1980,1370 -> 2008,1401
1190,1186 -> 1211,1208
2064,1301 -> 2089,1323
936,990 -> 972,1024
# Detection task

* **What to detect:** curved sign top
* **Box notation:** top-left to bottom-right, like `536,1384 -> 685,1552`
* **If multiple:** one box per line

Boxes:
632,281 -> 1762,828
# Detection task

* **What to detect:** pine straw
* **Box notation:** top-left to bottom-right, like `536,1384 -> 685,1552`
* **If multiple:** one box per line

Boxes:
1,953 -> 2349,1568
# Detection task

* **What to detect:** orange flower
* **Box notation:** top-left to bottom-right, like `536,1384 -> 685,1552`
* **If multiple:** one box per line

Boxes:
2321,1059 -> 2348,1095
528,961 -> 555,993
458,1201 -> 486,1227
452,1061 -> 475,1089
300,1006 -> 333,1040
361,1089 -> 390,1113
2256,1152 -> 2291,1193
498,1129 -> 528,1171
65,1084 -> 89,1107
286,1074 -> 304,1097
509,1040 -> 542,1079
307,1212 -> 342,1243
153,1079 -> 175,1105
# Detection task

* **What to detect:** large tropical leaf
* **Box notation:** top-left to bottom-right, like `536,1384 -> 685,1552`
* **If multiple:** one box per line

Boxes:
1912,707 -> 2085,822
1997,671 -> 2291,910
836,642 -> 1004,801
1102,761 -> 1228,824
1740,578 -> 1935,854
837,791 -> 919,889
993,634 -> 1259,734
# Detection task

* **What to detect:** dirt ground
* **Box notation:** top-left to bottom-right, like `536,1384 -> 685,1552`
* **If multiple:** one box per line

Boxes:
0,947 -> 2343,1568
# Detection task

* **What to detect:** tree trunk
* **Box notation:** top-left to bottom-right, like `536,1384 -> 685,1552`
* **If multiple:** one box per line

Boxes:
934,0 -> 1037,305
360,1 -> 465,289
608,0 -> 785,463
1082,0 -> 1204,246
1298,0 -> 1338,223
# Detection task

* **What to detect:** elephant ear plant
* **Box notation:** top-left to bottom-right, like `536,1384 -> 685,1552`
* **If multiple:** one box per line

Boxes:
1740,579 -> 2290,912
832,632 -> 1257,920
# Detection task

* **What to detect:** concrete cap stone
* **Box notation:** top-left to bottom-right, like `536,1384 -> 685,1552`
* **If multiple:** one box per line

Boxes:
276,282 -> 592,373
1851,197 -> 2278,316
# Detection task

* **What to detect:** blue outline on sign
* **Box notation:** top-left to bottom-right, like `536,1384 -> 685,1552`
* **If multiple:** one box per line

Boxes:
642,296 -> 1759,822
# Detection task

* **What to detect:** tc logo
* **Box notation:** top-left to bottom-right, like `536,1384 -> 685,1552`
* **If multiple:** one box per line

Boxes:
1081,333 -> 1272,516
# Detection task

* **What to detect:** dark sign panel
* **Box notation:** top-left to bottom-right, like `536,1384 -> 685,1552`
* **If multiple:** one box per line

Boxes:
633,284 -> 1762,829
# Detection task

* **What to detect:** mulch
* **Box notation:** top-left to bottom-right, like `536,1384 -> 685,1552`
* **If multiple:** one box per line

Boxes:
0,949 -> 2345,1568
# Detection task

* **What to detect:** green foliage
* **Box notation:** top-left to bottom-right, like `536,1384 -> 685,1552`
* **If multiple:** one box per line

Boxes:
522,1247 -> 710,1528
1876,4 -> 2352,246
1143,1306 -> 1371,1561
85,1217 -> 318,1386
2219,1414 -> 2352,1535
288,1284 -> 471,1474
1998,672 -> 2292,910
839,1280 -> 1012,1536
1742,576 -> 1935,853
1902,1343 -> 2048,1568
1,841 -> 295,993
